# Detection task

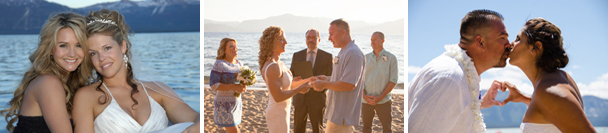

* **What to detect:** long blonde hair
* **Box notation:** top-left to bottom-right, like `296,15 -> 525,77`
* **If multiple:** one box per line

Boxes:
0,12 -> 92,132
86,9 -> 140,109
258,26 -> 283,67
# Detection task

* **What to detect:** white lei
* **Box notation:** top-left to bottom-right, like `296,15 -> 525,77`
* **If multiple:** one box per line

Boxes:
443,44 -> 486,132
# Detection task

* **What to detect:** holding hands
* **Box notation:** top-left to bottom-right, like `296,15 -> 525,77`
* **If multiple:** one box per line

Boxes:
295,76 -> 318,94
309,75 -> 328,92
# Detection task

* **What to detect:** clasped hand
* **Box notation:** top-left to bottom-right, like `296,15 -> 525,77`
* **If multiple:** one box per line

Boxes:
309,75 -> 329,92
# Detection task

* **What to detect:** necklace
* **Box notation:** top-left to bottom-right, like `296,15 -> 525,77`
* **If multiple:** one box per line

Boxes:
444,44 -> 486,132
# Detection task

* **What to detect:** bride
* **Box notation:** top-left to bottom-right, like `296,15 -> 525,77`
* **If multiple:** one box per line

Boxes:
72,9 -> 199,132
501,17 -> 595,132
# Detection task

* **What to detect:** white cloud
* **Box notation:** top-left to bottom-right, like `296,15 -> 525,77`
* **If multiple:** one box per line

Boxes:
572,65 -> 581,69
408,65 -> 422,74
578,72 -> 608,99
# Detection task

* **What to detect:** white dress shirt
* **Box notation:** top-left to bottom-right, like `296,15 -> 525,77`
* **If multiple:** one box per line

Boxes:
408,53 -> 481,133
306,47 -> 318,67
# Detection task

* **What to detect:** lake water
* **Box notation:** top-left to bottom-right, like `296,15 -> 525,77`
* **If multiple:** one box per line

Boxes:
0,32 -> 200,132
203,32 -> 406,93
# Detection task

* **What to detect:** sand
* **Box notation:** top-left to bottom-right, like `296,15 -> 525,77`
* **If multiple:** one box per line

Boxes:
203,87 -> 405,133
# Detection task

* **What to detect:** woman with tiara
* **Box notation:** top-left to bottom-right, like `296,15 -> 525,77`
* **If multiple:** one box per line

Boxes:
72,9 -> 200,132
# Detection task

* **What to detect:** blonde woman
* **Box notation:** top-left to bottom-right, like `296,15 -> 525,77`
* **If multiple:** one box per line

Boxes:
209,37 -> 246,133
72,9 -> 200,132
0,12 -> 92,132
258,26 -> 314,133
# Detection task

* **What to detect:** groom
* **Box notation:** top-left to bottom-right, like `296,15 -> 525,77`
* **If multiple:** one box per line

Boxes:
408,9 -> 511,132
311,18 -> 365,133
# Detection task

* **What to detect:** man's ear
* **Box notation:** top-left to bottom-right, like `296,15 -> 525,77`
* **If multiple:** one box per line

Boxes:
121,40 -> 127,54
475,35 -> 484,49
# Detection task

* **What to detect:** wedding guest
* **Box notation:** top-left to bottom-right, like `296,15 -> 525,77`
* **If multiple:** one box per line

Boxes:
72,9 -> 200,133
209,37 -> 246,133
361,31 -> 398,133
290,28 -> 333,133
258,26 -> 314,133
311,18 -> 365,133
0,12 -> 92,133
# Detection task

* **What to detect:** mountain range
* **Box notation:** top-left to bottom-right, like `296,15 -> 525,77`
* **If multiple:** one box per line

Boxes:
0,0 -> 199,34
480,90 -> 608,128
204,14 -> 404,35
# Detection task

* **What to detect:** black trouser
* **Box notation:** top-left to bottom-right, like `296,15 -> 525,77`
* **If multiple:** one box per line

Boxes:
293,105 -> 325,133
361,100 -> 392,133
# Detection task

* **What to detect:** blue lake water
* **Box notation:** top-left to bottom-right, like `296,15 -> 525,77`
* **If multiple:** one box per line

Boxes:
0,32 -> 200,132
203,32 -> 406,92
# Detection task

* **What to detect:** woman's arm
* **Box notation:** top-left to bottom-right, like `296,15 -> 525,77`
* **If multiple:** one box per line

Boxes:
265,64 -> 307,102
536,84 -> 596,132
33,75 -> 73,133
72,86 -> 97,133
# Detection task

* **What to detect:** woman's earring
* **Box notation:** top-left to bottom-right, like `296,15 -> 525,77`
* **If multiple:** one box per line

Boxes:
123,54 -> 128,68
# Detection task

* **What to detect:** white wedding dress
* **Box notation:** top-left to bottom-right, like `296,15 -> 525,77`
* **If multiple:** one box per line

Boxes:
520,122 -> 561,133
263,62 -> 293,133
94,81 -> 169,133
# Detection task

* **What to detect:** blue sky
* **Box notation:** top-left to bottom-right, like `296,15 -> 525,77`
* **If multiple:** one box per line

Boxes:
408,0 -> 608,99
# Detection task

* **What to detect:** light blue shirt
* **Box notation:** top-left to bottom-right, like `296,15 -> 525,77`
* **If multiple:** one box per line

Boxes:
363,49 -> 398,104
326,41 -> 365,126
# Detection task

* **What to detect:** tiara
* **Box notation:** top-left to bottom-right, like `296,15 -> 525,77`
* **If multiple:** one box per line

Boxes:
87,19 -> 116,26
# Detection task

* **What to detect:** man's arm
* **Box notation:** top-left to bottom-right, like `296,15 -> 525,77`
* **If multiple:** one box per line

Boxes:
409,77 -> 467,132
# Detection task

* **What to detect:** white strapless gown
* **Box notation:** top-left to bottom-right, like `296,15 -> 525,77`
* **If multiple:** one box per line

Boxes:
263,62 -> 293,133
94,81 -> 169,133
520,122 -> 561,133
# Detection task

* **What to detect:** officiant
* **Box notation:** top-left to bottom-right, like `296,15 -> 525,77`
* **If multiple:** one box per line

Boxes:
290,28 -> 333,133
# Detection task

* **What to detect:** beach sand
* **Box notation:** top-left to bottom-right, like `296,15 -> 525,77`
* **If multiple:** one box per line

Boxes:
203,87 -> 405,132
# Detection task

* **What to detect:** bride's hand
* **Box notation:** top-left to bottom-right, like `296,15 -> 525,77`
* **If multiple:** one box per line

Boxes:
481,80 -> 504,108
502,81 -> 531,105
297,82 -> 311,94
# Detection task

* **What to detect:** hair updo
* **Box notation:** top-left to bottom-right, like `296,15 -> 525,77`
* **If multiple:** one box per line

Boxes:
524,17 -> 568,72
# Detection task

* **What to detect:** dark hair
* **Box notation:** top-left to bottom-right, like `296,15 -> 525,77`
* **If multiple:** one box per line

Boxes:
524,17 -> 568,72
86,9 -> 139,109
460,9 -> 504,43
330,18 -> 350,34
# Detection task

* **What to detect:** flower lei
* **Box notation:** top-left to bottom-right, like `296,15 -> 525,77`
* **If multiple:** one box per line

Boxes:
443,44 -> 486,132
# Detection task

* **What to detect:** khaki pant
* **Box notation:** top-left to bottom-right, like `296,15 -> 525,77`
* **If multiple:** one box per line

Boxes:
325,120 -> 354,133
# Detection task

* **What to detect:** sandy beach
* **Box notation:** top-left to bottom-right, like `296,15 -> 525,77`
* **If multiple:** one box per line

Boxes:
203,85 -> 405,132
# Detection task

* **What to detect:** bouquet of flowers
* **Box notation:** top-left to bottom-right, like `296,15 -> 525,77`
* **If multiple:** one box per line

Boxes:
234,66 -> 257,97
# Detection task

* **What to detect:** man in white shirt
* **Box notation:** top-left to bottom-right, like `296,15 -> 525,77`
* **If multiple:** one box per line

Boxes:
408,9 -> 511,132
